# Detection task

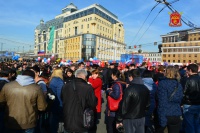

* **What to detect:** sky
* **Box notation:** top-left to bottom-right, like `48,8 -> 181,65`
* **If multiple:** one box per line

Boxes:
0,0 -> 199,53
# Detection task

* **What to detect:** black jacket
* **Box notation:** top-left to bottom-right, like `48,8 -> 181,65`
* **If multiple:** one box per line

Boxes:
116,77 -> 150,123
61,78 -> 97,132
183,74 -> 200,105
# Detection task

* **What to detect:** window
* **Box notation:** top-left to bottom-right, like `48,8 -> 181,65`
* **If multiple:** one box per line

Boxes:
194,38 -> 196,41
173,54 -> 175,57
194,60 -> 197,63
178,60 -> 180,63
195,54 -> 197,57
173,60 -> 175,63
189,54 -> 191,57
163,54 -> 166,57
81,25 -> 83,29
189,60 -> 191,63
183,60 -> 186,63
87,24 -> 89,28
168,54 -> 170,57
168,60 -> 170,62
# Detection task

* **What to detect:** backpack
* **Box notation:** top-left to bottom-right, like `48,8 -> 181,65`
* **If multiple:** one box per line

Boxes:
0,80 -> 8,91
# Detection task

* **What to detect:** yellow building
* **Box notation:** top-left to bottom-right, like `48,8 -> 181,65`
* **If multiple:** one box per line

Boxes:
34,3 -> 125,62
161,28 -> 200,63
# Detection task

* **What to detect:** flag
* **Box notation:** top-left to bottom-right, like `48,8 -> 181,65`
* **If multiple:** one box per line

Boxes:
47,26 -> 55,51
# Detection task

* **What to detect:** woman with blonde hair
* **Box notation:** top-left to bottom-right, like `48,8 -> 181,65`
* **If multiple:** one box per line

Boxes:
156,66 -> 183,133
48,68 -> 64,133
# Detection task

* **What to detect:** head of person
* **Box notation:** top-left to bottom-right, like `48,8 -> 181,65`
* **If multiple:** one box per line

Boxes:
124,66 -> 129,72
165,66 -> 180,80
70,64 -> 76,71
78,62 -> 85,69
141,62 -> 147,68
128,69 -> 141,82
22,69 -> 35,79
91,69 -> 100,79
142,70 -> 153,78
111,69 -> 120,81
65,69 -> 74,78
129,63 -> 136,70
50,68 -> 63,81
17,65 -> 22,71
187,64 -> 198,76
31,65 -> 40,78
158,65 -> 165,73
109,63 -> 115,69
75,69 -> 88,81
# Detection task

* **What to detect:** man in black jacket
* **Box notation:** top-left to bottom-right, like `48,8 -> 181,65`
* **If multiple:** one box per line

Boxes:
182,64 -> 200,133
61,69 -> 96,133
116,69 -> 150,133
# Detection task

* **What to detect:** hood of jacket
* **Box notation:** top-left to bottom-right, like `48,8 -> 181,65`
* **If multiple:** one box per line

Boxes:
16,75 -> 35,86
142,78 -> 154,91
0,77 -> 10,82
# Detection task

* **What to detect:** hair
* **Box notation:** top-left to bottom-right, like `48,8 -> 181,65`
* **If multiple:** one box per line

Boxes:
65,69 -> 74,74
130,63 -> 135,67
165,66 -> 180,80
78,62 -> 84,67
91,69 -> 100,78
128,69 -> 141,78
32,65 -> 40,73
187,64 -> 198,73
75,69 -> 87,78
22,69 -> 35,79
111,69 -> 120,78
141,62 -> 147,67
49,68 -> 63,81
142,70 -> 153,78
0,68 -> 11,77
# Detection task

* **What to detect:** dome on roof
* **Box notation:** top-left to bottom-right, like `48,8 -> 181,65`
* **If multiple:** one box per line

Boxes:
66,3 -> 77,10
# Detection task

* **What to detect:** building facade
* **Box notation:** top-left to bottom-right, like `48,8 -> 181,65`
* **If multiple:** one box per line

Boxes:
34,3 -> 125,61
161,28 -> 200,63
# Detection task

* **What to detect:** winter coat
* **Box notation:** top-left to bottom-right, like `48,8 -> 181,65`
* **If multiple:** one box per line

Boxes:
157,78 -> 183,127
0,75 -> 47,129
48,77 -> 64,114
61,78 -> 96,132
88,77 -> 102,113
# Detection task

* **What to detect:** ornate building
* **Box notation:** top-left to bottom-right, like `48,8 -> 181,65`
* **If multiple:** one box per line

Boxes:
34,3 -> 125,61
161,28 -> 200,63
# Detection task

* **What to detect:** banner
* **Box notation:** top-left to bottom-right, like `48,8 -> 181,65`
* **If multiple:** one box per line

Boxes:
47,26 -> 55,51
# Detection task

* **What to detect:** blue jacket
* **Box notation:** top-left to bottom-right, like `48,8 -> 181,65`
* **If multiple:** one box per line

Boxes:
106,79 -> 121,117
49,77 -> 64,114
157,78 -> 183,127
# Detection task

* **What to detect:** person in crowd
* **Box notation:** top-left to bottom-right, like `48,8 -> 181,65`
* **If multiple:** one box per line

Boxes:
78,62 -> 85,69
124,66 -> 129,83
16,65 -> 23,75
142,70 -> 157,133
182,64 -> 200,133
138,62 -> 147,76
0,68 -> 11,133
88,69 -> 103,117
48,68 -> 64,133
29,65 -> 48,133
106,69 -> 123,133
88,69 -> 103,132
64,69 -> 74,84
61,69 -> 96,133
153,65 -> 165,84
156,66 -> 183,133
107,63 -> 116,88
116,69 -> 150,133
0,70 -> 47,133
129,63 -> 136,70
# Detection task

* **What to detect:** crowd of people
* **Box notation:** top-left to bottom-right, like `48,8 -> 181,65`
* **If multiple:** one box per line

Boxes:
0,60 -> 200,133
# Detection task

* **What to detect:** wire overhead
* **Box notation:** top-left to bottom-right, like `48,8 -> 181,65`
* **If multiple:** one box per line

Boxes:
129,2 -> 160,46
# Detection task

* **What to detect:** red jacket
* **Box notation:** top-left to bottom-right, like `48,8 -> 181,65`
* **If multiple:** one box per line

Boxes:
88,77 -> 102,113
